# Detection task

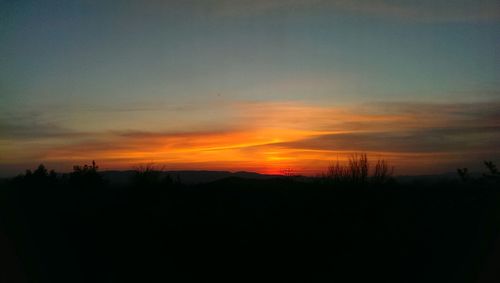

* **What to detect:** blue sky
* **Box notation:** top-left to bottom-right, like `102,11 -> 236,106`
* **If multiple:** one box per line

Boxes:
1,0 -> 499,175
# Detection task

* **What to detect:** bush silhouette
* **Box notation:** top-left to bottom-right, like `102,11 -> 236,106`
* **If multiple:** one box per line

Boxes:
325,160 -> 350,183
325,154 -> 393,185
348,153 -> 369,183
483,161 -> 498,175
2,157 -> 499,283
372,159 -> 394,184
457,168 -> 469,182
69,160 -> 105,186
131,164 -> 172,187
456,161 -> 499,183
13,164 -> 58,186
483,161 -> 499,182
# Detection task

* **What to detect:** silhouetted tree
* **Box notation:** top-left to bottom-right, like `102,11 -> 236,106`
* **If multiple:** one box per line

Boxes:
484,161 -> 498,175
372,159 -> 394,184
14,164 -> 58,186
483,161 -> 499,182
326,154 -> 394,185
326,160 -> 350,183
132,164 -> 172,187
457,168 -> 469,182
69,160 -> 105,187
348,153 -> 369,183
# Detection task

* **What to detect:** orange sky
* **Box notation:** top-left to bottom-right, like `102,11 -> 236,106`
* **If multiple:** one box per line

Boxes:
3,100 -> 498,176
2,1 -> 499,177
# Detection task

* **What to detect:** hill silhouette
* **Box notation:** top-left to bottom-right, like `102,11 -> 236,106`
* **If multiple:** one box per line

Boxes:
1,158 -> 499,282
99,170 -> 283,185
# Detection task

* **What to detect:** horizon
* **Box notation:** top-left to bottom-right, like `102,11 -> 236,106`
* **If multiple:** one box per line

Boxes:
1,1 -> 499,176
0,161 -> 492,179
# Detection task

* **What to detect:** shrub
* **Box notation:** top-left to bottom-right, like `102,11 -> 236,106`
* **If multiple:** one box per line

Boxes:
13,164 -> 58,186
348,153 -> 369,183
132,164 -> 172,187
457,168 -> 469,182
326,160 -> 350,183
372,159 -> 394,184
325,154 -> 393,185
483,161 -> 499,182
69,160 -> 105,186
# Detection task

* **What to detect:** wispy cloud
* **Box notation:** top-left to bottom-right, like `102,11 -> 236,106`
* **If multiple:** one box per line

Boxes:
2,100 -> 498,175
109,0 -> 500,23
274,126 -> 500,153
0,112 -> 86,140
209,0 -> 500,22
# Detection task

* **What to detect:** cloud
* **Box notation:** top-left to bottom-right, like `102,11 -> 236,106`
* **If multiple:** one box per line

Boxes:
109,0 -> 500,23
273,126 -> 500,153
333,0 -> 500,23
1,99 -> 499,175
208,0 -> 500,22
0,115 -> 84,140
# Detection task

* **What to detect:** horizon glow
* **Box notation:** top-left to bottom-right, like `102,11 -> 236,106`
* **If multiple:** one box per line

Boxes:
1,1 -> 499,176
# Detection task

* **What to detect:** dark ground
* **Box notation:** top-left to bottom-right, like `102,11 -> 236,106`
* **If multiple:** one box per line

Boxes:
1,176 -> 499,282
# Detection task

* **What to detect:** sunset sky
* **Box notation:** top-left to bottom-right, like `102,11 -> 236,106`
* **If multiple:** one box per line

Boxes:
1,0 -> 499,176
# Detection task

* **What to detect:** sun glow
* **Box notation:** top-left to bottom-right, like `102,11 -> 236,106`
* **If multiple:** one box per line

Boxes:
4,100 -> 498,176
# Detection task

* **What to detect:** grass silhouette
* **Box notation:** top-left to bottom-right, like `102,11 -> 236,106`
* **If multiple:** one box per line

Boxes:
324,153 -> 394,185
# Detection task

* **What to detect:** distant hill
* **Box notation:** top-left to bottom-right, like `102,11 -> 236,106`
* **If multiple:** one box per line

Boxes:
100,170 -> 283,185
1,168 -> 476,186
395,172 -> 483,184
99,170 -> 472,185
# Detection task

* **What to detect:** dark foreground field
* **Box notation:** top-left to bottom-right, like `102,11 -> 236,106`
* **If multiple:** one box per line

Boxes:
1,175 -> 499,282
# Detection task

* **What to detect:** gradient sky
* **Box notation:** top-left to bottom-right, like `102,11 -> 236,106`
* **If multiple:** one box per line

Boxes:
1,0 -> 499,176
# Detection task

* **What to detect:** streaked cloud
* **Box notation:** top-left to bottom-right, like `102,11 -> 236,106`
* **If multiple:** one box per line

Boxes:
1,1 -> 498,177
274,126 -> 500,153
209,0 -> 500,22
85,0 -> 500,23
2,100 -> 498,175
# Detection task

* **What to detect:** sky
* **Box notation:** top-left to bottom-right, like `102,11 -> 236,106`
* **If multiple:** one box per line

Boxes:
1,0 -> 499,176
